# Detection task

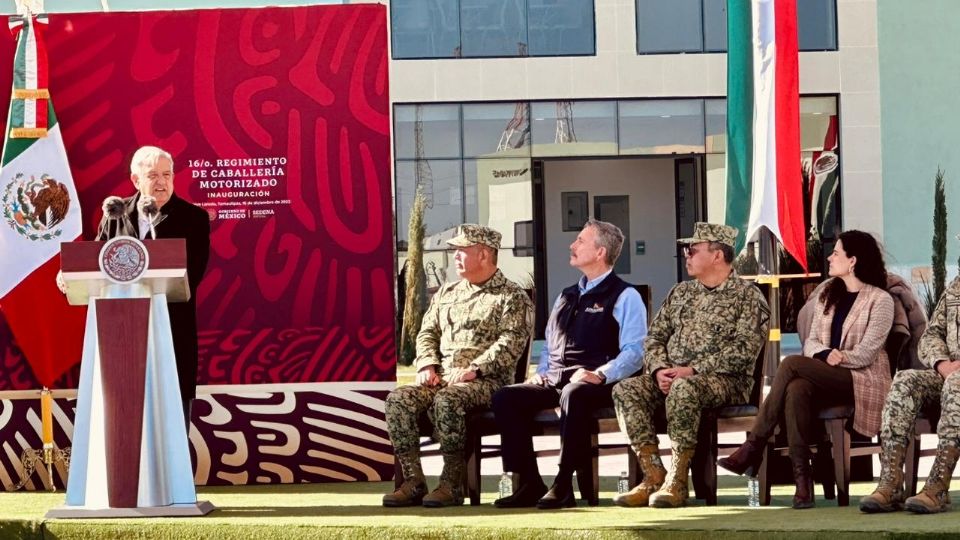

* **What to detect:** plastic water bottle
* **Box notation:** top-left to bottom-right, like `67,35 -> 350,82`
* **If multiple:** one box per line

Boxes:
499,471 -> 513,499
747,476 -> 760,507
618,470 -> 630,495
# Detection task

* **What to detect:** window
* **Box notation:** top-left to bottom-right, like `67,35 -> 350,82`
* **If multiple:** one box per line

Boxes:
462,103 -> 530,159
393,104 -> 461,160
531,101 -> 617,157
618,99 -> 705,155
637,0 -> 838,54
390,0 -> 595,59
390,0 -> 460,59
395,159 -> 464,243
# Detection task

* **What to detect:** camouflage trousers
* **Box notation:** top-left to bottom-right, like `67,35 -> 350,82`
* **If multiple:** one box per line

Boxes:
613,373 -> 750,451
385,377 -> 501,455
880,369 -> 960,447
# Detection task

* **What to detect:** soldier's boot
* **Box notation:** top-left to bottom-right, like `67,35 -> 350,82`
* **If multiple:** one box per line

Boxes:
649,447 -> 694,508
859,440 -> 907,513
614,445 -> 666,508
422,452 -> 465,508
904,442 -> 960,514
383,450 -> 428,507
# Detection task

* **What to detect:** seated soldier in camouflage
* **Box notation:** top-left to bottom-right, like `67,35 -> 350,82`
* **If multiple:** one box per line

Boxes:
612,222 -> 769,509
861,234 -> 960,515
383,224 -> 533,508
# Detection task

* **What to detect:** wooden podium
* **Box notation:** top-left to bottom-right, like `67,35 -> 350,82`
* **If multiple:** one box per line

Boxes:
48,237 -> 214,518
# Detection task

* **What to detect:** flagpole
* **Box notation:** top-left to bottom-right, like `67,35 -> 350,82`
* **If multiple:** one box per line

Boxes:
758,227 -> 781,384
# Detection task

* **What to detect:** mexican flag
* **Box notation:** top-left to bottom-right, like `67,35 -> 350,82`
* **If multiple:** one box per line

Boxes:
725,0 -> 807,271
0,15 -> 85,387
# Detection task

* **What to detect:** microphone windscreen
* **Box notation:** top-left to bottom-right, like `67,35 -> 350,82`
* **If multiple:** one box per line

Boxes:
102,196 -> 125,218
138,195 -> 159,216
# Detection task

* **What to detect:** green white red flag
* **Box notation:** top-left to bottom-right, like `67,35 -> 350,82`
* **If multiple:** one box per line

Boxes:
725,0 -> 808,271
0,15 -> 85,387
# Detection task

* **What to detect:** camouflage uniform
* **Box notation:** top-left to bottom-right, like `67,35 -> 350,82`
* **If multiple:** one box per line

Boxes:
386,269 -> 533,454
385,224 -> 533,505
612,271 -> 770,451
881,276 -> 960,447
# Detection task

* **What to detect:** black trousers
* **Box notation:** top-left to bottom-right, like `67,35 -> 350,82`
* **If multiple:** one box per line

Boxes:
750,355 -> 854,455
492,380 -> 614,485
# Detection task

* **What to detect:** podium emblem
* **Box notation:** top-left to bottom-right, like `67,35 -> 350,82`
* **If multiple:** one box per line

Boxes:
99,236 -> 149,283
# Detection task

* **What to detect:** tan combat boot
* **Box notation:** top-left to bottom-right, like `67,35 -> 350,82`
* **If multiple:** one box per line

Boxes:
859,441 -> 907,513
614,445 -> 667,507
904,442 -> 960,514
383,450 -> 428,507
649,447 -> 694,508
422,452 -> 465,507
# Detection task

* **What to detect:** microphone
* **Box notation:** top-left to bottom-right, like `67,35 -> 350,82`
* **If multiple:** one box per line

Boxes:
96,196 -> 134,240
138,195 -> 160,240
102,196 -> 125,218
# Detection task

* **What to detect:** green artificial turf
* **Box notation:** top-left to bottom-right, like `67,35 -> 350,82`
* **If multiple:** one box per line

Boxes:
1,476 -> 957,540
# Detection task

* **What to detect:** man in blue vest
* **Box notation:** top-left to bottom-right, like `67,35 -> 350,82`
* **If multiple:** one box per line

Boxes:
492,219 -> 647,509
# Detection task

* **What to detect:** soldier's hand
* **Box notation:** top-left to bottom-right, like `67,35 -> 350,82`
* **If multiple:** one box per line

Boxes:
448,367 -> 477,384
656,369 -> 676,394
572,369 -> 603,385
525,373 -> 546,386
416,366 -> 440,386
826,350 -> 844,366
936,360 -> 960,379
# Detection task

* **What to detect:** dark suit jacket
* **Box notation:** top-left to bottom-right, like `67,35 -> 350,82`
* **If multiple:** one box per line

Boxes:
98,192 -> 210,403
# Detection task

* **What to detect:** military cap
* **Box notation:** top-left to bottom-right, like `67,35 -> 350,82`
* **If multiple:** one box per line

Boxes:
677,222 -> 739,248
446,224 -> 502,250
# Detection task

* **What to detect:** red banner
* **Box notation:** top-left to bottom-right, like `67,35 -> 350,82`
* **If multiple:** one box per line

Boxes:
0,5 -> 395,389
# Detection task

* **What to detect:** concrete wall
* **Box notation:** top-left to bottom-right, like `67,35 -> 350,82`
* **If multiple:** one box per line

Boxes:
878,0 -> 960,278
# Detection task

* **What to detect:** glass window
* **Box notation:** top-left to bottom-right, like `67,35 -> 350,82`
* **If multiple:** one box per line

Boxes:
462,103 -> 530,159
702,0 -> 726,52
527,0 -> 595,56
800,97 -> 840,242
618,99 -> 705,155
704,98 -> 726,153
798,0 -> 837,51
394,104 -> 461,160
636,0 -> 702,53
395,159 -> 464,246
460,0 -> 527,57
530,101 -> 617,157
463,158 -> 534,284
637,0 -> 837,54
391,0 -> 460,59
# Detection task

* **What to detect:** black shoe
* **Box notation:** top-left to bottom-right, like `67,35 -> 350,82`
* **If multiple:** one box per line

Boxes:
536,482 -> 576,509
494,480 -> 548,508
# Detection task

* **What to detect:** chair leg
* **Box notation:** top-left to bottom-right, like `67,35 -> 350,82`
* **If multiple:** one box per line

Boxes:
465,434 -> 481,506
580,432 -> 599,507
815,442 -> 836,500
905,432 -> 921,497
826,419 -> 851,507
692,416 -> 718,505
758,437 -> 773,506
394,456 -> 403,489
627,445 -> 640,487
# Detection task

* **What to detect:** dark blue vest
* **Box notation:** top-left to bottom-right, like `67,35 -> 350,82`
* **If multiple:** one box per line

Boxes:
544,272 -> 629,386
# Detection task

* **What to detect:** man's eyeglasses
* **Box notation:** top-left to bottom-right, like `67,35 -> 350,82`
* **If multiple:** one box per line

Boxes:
682,245 -> 706,257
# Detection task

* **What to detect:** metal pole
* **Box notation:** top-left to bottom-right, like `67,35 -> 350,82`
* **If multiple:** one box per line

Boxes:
758,227 -> 781,385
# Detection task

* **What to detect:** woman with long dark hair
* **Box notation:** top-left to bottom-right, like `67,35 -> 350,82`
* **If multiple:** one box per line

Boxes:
718,230 -> 894,508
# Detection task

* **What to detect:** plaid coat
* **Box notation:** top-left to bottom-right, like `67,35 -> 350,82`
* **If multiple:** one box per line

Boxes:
803,281 -> 895,436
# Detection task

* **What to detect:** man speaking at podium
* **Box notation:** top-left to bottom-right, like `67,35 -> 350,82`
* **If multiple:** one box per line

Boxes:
97,146 -> 210,428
